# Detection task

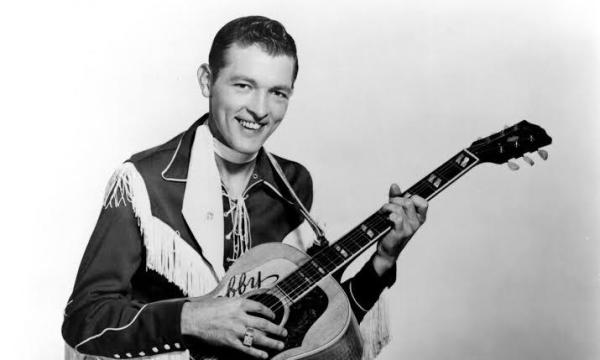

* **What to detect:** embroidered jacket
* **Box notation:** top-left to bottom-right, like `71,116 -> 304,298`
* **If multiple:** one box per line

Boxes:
62,115 -> 394,359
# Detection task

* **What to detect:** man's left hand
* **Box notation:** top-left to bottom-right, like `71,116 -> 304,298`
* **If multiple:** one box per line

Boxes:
373,183 -> 428,276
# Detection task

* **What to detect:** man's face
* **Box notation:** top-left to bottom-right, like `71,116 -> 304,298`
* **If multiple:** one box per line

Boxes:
204,43 -> 295,154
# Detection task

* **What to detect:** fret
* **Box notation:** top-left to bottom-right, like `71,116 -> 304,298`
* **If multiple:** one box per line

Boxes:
341,237 -> 362,253
310,259 -> 326,276
299,262 -> 322,283
405,150 -> 478,200
313,251 -> 338,273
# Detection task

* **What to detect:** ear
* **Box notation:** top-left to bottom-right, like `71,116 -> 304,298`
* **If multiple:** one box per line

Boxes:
197,63 -> 212,98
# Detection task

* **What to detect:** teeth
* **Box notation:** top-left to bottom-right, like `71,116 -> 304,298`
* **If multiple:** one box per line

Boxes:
239,119 -> 261,130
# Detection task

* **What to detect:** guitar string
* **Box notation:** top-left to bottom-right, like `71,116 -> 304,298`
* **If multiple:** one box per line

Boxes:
250,153 -> 477,311
250,213 -> 388,309
262,213 -> 388,309
253,214 -> 391,311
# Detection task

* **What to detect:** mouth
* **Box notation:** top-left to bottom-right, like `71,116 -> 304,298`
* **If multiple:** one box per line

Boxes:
235,117 -> 264,131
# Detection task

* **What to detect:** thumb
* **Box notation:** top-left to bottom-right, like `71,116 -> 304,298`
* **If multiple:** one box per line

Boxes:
389,183 -> 403,199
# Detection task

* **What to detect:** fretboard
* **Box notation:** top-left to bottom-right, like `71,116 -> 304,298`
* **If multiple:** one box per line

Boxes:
274,149 -> 480,303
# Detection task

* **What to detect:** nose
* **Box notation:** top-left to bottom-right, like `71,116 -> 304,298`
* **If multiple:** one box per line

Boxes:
247,91 -> 269,121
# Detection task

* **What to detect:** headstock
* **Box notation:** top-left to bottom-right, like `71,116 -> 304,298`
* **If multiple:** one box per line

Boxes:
468,120 -> 552,169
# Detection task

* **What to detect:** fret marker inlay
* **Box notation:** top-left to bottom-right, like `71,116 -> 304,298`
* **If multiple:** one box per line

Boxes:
334,244 -> 348,258
456,153 -> 470,167
361,224 -> 375,238
311,260 -> 326,274
428,174 -> 442,188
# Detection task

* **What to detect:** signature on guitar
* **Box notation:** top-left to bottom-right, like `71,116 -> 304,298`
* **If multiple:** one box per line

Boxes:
225,270 -> 280,297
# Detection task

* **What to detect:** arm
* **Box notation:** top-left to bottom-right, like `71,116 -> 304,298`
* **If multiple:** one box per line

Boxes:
62,169 -> 188,358
339,183 -> 428,321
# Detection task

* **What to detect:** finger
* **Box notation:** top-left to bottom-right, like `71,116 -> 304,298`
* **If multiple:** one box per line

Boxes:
388,183 -> 403,199
242,299 -> 276,320
231,339 -> 269,359
251,330 -> 286,351
401,199 -> 418,227
246,315 -> 287,337
410,195 -> 428,222
381,202 -> 404,215
387,212 -> 404,233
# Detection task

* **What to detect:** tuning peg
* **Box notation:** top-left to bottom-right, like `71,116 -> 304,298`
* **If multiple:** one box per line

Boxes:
507,161 -> 520,171
537,149 -> 548,160
522,155 -> 534,166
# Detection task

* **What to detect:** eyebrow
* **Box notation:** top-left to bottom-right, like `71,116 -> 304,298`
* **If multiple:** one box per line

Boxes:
230,75 -> 293,94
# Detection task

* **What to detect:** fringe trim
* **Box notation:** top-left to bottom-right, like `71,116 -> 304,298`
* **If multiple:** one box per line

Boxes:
103,162 -> 217,297
65,343 -> 191,360
143,217 -> 217,296
360,291 -> 391,360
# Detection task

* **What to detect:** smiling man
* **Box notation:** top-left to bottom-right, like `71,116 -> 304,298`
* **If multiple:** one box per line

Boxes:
62,16 -> 427,360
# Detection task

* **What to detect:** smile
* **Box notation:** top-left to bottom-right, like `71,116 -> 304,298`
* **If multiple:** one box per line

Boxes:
236,118 -> 263,130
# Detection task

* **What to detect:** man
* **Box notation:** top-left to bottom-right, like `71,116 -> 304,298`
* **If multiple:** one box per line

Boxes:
62,16 -> 428,360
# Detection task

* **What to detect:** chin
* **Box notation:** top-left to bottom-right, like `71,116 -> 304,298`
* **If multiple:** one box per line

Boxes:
231,140 -> 262,155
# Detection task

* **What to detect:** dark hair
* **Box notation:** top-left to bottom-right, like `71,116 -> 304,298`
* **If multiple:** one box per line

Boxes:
208,16 -> 299,83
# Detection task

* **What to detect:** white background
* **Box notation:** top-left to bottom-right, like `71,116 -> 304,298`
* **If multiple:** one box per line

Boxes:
1,0 -> 598,359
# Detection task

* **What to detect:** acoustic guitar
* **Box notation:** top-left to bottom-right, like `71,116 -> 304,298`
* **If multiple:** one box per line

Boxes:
191,120 -> 552,360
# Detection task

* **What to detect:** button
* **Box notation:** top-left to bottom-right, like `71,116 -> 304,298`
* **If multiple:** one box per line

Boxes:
164,344 -> 171,350
174,343 -> 181,349
206,212 -> 214,221
152,347 -> 159,353
125,353 -> 132,358
113,355 -> 120,359
139,352 -> 145,356
252,173 -> 258,179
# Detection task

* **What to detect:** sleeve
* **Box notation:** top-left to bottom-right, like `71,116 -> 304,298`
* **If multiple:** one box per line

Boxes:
339,256 -> 396,322
62,164 -> 189,358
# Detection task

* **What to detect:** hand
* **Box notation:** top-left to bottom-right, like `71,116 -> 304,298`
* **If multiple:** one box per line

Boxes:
181,296 -> 287,359
374,183 -> 428,275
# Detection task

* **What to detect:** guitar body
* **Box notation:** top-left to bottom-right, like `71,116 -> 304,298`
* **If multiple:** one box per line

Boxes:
191,243 -> 363,360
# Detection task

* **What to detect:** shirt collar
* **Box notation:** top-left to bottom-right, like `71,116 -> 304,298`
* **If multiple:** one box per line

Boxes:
161,113 -> 286,196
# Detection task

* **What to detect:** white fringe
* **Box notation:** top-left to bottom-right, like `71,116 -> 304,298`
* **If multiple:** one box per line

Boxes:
359,292 -> 391,360
103,162 -> 218,297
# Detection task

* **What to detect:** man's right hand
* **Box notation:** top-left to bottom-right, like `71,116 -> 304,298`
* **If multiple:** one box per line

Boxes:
181,297 -> 287,359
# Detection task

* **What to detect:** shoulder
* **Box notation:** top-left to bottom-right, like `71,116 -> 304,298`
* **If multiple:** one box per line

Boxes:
126,132 -> 183,172
269,152 -> 313,191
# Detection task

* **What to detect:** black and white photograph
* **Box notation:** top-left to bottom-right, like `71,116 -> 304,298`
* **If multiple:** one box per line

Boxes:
2,1 -> 598,359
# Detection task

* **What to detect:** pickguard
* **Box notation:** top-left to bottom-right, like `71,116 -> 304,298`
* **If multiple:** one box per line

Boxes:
281,285 -> 328,350
246,285 -> 329,357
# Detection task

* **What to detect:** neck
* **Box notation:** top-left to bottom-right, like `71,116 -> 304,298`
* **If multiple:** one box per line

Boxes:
208,117 -> 259,164
214,154 -> 256,198
213,136 -> 258,164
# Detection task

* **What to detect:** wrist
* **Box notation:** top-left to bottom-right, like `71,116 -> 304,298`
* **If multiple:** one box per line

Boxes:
373,243 -> 397,277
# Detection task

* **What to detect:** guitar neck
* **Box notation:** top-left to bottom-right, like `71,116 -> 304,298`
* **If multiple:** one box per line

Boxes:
274,149 -> 481,303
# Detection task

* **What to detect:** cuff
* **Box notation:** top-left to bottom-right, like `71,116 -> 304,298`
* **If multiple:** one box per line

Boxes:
344,255 -> 396,318
76,298 -> 190,358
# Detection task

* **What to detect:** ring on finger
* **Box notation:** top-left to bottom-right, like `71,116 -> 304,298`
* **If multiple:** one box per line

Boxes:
243,327 -> 255,347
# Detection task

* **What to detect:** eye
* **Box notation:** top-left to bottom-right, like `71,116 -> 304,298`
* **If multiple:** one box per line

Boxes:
234,83 -> 251,90
272,90 -> 289,99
